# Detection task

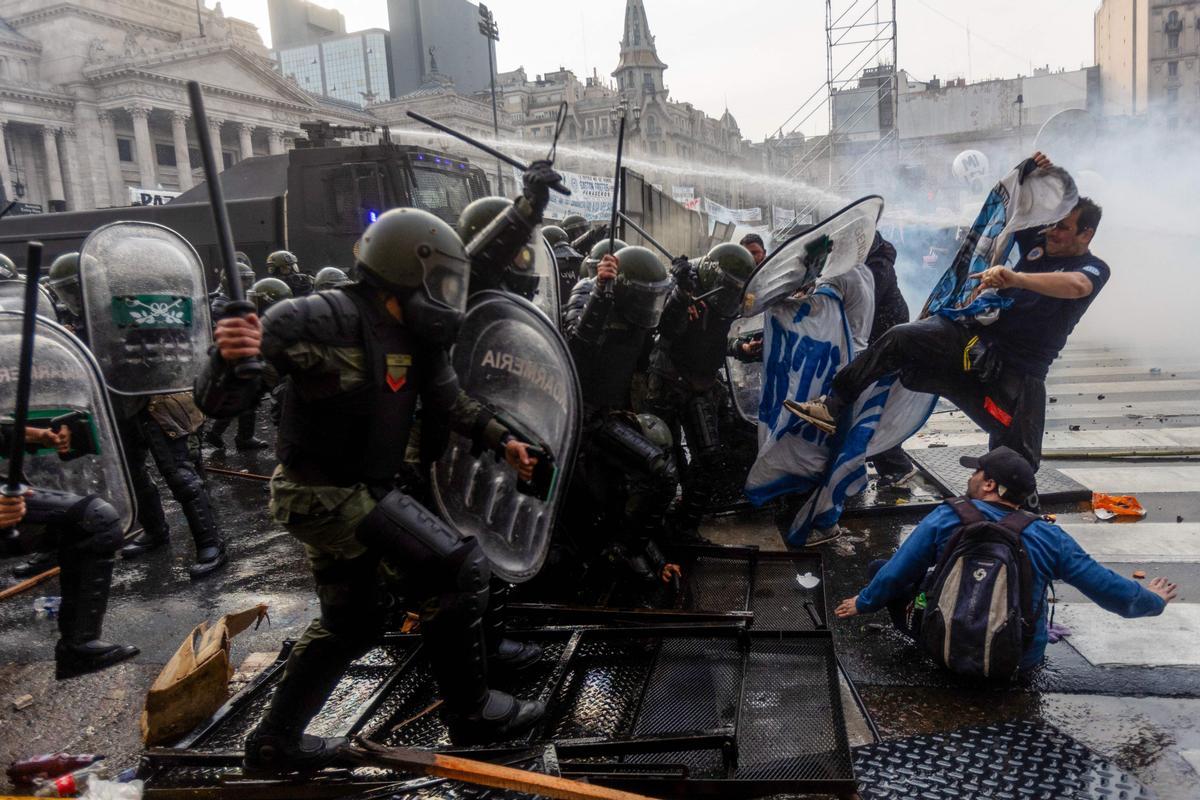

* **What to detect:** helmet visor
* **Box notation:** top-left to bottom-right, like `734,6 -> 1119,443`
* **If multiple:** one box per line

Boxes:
705,270 -> 748,318
615,275 -> 673,328
423,251 -> 469,314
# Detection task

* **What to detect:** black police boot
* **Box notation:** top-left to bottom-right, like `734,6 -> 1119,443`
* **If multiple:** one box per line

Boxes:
120,529 -> 168,559
243,638 -> 354,773
668,499 -> 710,545
484,581 -> 542,677
12,550 -> 58,578
181,485 -> 226,579
55,553 -> 139,680
432,618 -> 544,745
203,420 -> 229,449
234,436 -> 269,452
188,543 -> 227,579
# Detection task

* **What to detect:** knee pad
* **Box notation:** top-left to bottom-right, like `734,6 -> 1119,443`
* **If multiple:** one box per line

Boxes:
164,466 -> 206,503
358,490 -> 477,574
313,553 -> 383,645
67,496 -> 124,554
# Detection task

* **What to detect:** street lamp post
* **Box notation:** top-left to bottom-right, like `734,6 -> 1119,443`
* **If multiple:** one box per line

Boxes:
478,3 -> 503,193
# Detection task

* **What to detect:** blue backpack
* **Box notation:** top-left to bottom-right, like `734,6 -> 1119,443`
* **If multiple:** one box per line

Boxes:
918,498 -> 1037,680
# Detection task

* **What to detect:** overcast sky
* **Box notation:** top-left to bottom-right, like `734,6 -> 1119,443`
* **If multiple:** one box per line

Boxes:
218,0 -> 1098,141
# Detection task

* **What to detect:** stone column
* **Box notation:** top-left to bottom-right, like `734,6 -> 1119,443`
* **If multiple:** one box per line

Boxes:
59,128 -> 84,211
238,123 -> 254,160
97,111 -> 126,205
41,126 -> 65,206
0,122 -> 12,201
172,111 -> 193,191
208,117 -> 224,173
267,129 -> 285,155
126,104 -> 156,188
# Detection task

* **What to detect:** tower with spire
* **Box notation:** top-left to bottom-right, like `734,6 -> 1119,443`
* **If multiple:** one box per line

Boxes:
612,0 -> 667,100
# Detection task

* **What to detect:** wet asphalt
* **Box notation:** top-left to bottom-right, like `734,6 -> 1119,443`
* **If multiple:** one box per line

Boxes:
0,419 -> 1197,797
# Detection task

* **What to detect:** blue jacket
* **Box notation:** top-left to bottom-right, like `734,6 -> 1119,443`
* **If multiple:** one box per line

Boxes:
856,499 -> 1167,669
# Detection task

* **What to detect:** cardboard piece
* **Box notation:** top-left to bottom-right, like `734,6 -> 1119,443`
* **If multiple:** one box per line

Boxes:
140,604 -> 268,746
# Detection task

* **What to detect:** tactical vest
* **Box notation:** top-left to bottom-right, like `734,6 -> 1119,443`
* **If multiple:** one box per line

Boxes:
663,311 -> 737,389
277,289 -> 424,488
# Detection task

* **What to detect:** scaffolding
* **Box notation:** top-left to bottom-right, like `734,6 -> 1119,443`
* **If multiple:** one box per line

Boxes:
771,0 -> 897,230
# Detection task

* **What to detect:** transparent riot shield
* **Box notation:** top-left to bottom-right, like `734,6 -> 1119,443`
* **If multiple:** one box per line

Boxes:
432,291 -> 581,583
0,280 -> 58,320
742,196 -> 883,317
725,314 -> 764,425
0,313 -> 135,533
78,222 -> 212,395
530,230 -> 560,321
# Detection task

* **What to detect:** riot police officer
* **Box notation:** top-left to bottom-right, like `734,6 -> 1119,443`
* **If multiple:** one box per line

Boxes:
207,262 -> 266,452
41,252 -> 226,579
560,245 -> 680,586
457,196 -> 544,301
1,426 -> 139,679
579,238 -> 626,280
313,266 -> 352,292
266,250 -> 314,298
543,225 -> 583,303
644,243 -> 755,539
563,213 -> 607,256
196,181 -> 562,767
248,277 -> 293,313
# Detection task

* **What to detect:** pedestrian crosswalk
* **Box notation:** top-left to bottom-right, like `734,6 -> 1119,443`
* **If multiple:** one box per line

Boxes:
905,341 -> 1200,674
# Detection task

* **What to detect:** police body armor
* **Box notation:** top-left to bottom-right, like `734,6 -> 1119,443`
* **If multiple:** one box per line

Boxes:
274,287 -> 429,490
432,291 -> 582,583
562,277 -> 648,414
78,222 -> 212,396
550,240 -> 583,306
0,313 -> 136,534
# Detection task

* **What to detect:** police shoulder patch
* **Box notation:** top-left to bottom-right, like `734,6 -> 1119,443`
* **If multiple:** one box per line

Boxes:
1026,246 -> 1043,261
1082,264 -> 1102,277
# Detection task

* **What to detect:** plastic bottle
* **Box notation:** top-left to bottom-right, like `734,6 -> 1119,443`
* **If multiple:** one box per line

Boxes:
32,596 -> 62,619
7,753 -> 103,786
33,762 -> 105,797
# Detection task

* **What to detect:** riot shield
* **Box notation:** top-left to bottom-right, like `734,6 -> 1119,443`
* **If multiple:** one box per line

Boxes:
432,290 -> 581,583
0,312 -> 135,534
530,230 -> 560,322
741,196 -> 883,317
0,280 -> 58,320
78,222 -> 212,395
725,314 -> 764,425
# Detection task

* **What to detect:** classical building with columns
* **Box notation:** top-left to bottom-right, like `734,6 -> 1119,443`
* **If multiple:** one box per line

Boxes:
0,0 -> 375,212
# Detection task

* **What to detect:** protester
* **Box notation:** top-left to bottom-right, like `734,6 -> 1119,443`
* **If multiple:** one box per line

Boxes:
739,233 -> 766,266
834,447 -> 1176,674
790,153 -> 1106,468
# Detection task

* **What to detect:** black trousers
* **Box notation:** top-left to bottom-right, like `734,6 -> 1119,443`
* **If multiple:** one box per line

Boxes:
831,316 -> 1047,468
867,559 -> 923,639
209,408 -> 257,442
118,411 -> 219,548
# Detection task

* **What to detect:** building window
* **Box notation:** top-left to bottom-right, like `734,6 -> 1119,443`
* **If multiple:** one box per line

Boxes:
222,151 -> 234,169
585,118 -> 594,135
1168,60 -> 1179,77
1166,11 -> 1182,49
189,148 -> 202,169
1167,86 -> 1179,104
155,143 -> 176,167
116,137 -> 133,163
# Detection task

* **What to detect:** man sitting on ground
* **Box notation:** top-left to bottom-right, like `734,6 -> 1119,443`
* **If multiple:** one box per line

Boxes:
834,446 -> 1176,674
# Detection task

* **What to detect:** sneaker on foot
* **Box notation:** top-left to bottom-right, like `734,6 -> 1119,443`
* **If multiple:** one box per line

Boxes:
875,466 -> 919,490
804,524 -> 844,547
784,396 -> 838,435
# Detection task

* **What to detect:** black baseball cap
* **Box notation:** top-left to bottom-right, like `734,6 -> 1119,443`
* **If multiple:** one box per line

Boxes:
960,446 -> 1037,504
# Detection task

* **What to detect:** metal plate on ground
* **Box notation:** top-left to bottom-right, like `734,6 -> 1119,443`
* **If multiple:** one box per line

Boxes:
512,545 -> 829,631
145,626 -> 856,798
854,720 -> 1154,799
907,444 -> 1091,504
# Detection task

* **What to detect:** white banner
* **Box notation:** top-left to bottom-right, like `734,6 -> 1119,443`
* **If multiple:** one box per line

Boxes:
772,206 -> 797,226
514,166 -> 613,222
672,186 -> 695,203
129,187 -> 180,206
702,197 -> 762,225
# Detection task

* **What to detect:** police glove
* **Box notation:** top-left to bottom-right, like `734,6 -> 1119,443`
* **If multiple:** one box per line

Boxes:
522,160 -> 563,216
670,256 -> 697,294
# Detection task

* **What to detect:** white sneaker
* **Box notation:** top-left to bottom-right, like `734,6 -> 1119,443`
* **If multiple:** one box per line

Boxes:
784,396 -> 838,435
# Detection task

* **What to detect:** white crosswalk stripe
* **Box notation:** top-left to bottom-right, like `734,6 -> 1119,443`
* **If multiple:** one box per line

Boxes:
904,341 -> 1200,673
